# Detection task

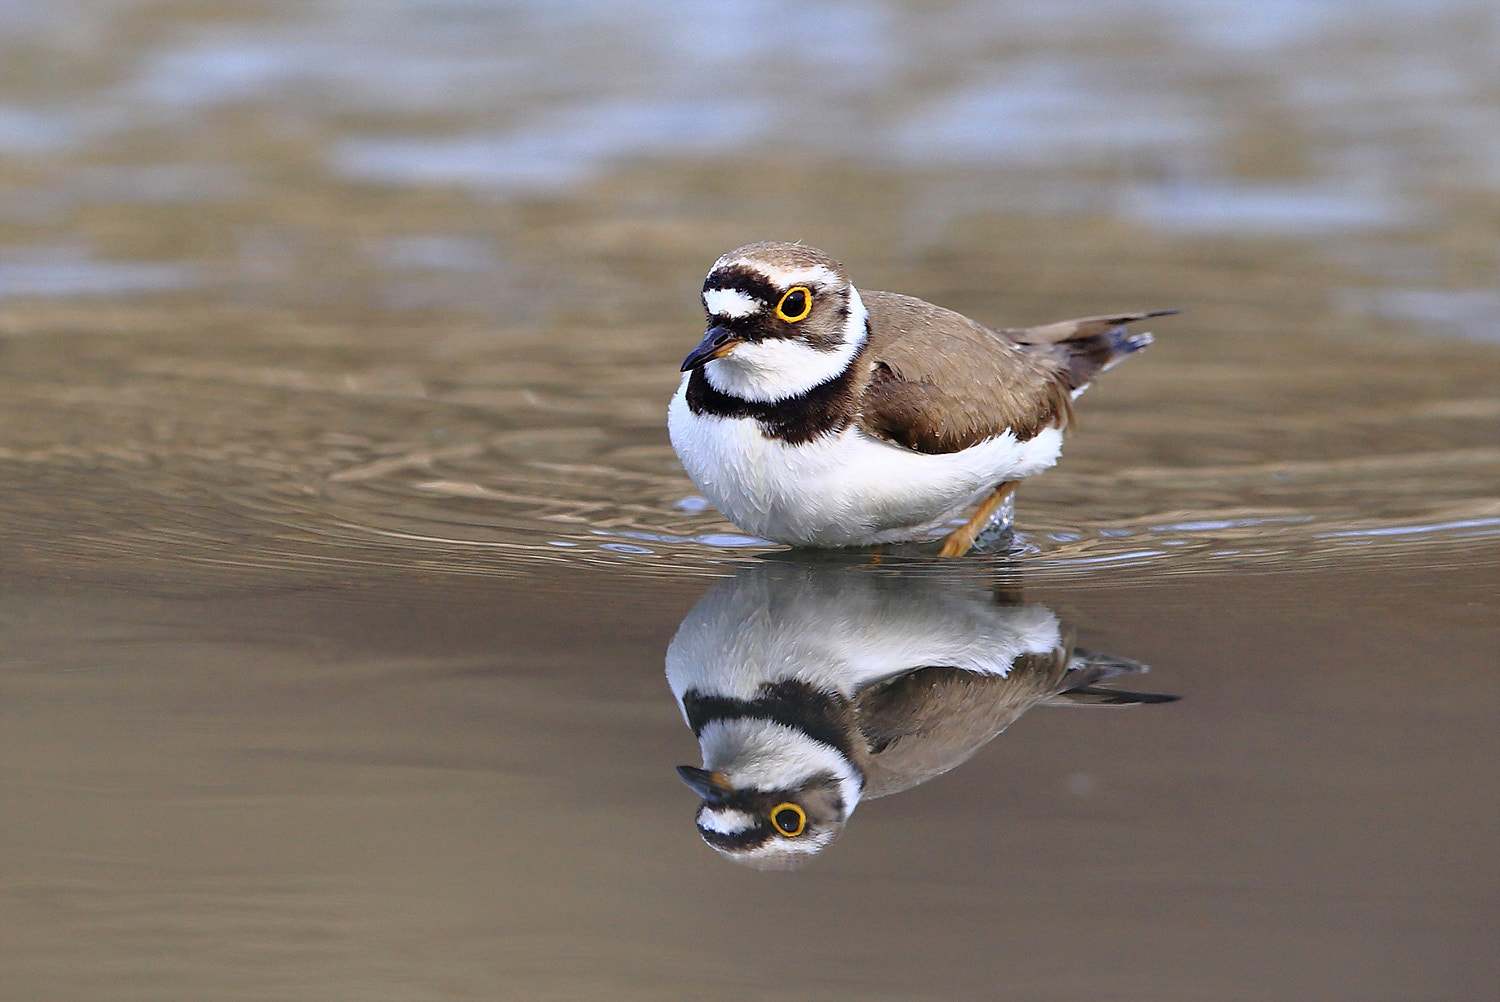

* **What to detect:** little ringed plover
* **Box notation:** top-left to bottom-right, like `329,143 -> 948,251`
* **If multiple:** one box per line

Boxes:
668,241 -> 1174,556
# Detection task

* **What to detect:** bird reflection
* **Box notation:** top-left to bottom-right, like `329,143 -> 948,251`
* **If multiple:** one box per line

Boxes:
667,558 -> 1176,868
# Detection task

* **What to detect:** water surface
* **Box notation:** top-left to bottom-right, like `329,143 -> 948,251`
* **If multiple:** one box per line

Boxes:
2,2 -> 1498,999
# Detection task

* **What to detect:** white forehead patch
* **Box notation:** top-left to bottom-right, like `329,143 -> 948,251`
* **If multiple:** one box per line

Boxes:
703,287 -> 761,319
696,806 -> 756,835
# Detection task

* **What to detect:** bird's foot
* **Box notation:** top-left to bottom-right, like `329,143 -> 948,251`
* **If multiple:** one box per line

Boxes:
937,482 -> 1019,558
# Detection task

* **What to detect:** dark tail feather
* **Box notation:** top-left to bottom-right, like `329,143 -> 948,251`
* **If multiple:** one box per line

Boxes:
1012,309 -> 1178,392
1049,686 -> 1181,706
1046,647 -> 1180,707
1106,322 -> 1157,360
1065,648 -> 1151,684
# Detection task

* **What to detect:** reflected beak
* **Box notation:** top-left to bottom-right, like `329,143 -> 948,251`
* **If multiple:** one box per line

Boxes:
677,765 -> 733,800
681,326 -> 742,371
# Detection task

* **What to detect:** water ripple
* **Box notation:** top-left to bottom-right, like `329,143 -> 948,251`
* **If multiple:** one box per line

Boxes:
20,448 -> 1492,593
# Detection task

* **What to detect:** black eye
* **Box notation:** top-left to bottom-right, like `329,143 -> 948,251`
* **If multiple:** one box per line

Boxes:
770,802 -> 807,837
775,286 -> 812,323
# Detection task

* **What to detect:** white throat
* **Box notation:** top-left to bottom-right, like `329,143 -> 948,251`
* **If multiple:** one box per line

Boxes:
703,286 -> 868,403
698,717 -> 864,817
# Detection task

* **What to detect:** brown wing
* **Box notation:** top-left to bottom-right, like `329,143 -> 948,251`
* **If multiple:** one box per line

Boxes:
855,292 -> 1171,454
852,652 -> 1073,799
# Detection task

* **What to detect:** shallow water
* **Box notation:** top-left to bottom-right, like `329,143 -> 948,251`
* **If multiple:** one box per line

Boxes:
2,2 -> 1499,999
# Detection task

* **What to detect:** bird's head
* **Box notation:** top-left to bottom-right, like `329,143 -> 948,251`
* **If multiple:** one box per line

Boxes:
676,761 -> 855,870
683,241 -> 869,403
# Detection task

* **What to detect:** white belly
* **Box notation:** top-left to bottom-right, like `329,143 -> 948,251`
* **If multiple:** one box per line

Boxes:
668,377 -> 1064,546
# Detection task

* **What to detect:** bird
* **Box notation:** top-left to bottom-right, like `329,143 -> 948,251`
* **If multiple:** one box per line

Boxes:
667,241 -> 1174,557
668,559 -> 1177,868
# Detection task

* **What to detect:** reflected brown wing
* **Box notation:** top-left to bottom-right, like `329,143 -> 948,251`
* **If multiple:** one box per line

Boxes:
852,652 -> 1073,799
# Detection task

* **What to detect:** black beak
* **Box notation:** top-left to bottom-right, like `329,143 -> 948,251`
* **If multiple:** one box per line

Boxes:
677,765 -> 732,801
681,326 -> 740,372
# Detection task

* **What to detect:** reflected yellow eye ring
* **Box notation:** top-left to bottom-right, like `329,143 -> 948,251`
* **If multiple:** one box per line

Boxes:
770,802 -> 806,837
775,286 -> 813,323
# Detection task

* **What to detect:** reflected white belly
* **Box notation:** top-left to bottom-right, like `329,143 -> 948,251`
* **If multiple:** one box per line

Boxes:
668,379 -> 1063,546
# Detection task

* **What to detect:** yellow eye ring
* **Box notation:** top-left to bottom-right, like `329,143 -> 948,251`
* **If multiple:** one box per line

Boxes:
770,802 -> 807,837
775,286 -> 813,323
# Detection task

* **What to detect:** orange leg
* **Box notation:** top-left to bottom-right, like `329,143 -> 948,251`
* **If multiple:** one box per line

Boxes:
937,481 -> 1019,558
